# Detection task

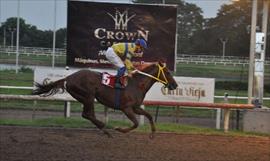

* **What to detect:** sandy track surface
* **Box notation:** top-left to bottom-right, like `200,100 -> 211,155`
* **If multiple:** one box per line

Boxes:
0,126 -> 269,161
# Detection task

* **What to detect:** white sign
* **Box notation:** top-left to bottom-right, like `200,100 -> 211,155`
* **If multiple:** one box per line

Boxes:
34,68 -> 77,99
34,67 -> 116,99
35,68 -> 215,103
255,32 -> 265,54
34,67 -> 116,85
34,68 -> 71,84
145,77 -> 215,103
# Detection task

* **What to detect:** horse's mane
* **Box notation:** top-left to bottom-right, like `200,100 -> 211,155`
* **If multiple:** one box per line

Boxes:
134,62 -> 157,72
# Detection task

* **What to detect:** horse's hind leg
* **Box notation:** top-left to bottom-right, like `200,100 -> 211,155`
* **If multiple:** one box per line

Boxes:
67,86 -> 111,137
82,99 -> 112,138
115,107 -> 139,133
133,107 -> 156,139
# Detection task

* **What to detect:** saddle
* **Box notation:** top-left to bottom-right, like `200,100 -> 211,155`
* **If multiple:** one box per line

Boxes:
101,72 -> 128,89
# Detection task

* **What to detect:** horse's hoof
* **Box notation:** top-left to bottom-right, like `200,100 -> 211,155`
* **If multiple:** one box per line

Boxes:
114,127 -> 124,133
106,133 -> 113,138
114,127 -> 120,131
102,130 -> 113,138
149,133 -> 155,139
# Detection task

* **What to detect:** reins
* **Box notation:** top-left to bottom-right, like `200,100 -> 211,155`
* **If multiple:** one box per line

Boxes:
133,64 -> 169,85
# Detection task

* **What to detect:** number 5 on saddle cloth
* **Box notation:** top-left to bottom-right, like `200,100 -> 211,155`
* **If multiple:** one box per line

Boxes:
101,72 -> 128,109
101,73 -> 128,89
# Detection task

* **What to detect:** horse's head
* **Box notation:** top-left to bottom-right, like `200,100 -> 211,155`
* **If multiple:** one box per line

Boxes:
138,62 -> 178,90
154,62 -> 178,90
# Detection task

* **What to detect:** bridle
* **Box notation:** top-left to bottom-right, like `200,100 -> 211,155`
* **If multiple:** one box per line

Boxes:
133,63 -> 169,85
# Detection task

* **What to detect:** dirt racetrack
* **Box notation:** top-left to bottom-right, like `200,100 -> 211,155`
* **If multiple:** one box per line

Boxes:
0,126 -> 269,161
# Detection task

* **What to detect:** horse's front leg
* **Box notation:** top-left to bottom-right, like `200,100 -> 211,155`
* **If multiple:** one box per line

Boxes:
133,107 -> 156,139
114,107 -> 139,133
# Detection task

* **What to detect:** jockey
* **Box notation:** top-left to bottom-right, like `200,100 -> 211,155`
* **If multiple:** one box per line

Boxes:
105,38 -> 147,88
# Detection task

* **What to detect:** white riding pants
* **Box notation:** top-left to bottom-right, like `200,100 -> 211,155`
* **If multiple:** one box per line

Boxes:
105,47 -> 125,68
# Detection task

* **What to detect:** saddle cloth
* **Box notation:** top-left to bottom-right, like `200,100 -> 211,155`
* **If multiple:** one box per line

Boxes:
101,72 -> 128,88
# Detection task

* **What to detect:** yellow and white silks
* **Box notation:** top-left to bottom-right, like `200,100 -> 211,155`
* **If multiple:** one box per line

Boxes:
105,42 -> 143,74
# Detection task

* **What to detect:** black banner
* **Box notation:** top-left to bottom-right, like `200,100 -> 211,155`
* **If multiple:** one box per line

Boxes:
67,1 -> 177,71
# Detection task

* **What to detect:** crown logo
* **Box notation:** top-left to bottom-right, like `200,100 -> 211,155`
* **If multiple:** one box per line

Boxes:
107,9 -> 136,31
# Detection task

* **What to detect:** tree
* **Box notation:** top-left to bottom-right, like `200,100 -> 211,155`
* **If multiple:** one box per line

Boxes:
0,17 -> 66,48
56,28 -> 67,48
190,0 -> 270,57
133,0 -> 204,54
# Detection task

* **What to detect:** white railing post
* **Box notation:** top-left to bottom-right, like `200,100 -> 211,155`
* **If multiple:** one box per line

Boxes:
139,105 -> 145,126
216,109 -> 221,130
223,109 -> 231,133
64,101 -> 70,118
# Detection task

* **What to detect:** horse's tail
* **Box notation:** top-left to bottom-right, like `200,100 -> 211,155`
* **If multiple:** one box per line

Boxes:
32,78 -> 66,96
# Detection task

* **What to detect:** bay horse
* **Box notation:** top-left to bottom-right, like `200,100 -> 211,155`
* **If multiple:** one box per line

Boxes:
33,62 -> 178,138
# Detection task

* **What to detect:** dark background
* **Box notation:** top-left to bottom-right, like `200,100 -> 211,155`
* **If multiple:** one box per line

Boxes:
67,1 -> 177,70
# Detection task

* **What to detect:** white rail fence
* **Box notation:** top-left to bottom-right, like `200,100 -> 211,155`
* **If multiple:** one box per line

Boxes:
1,46 -> 270,66
0,46 -> 66,56
177,54 -> 270,66
2,85 -> 270,100
1,85 -> 268,132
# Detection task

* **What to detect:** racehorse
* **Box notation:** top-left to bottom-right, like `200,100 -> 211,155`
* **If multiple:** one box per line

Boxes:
33,62 -> 178,138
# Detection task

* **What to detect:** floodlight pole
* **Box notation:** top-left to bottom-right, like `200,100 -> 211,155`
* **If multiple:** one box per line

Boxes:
15,0 -> 20,74
52,0 -> 56,68
3,27 -> 6,47
257,0 -> 269,105
248,0 -> 257,104
0,0 -> 1,25
220,38 -> 228,59
262,0 -> 268,62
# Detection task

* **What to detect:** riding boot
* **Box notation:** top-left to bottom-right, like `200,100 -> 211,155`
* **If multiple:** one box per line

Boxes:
115,76 -> 122,89
115,67 -> 126,89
